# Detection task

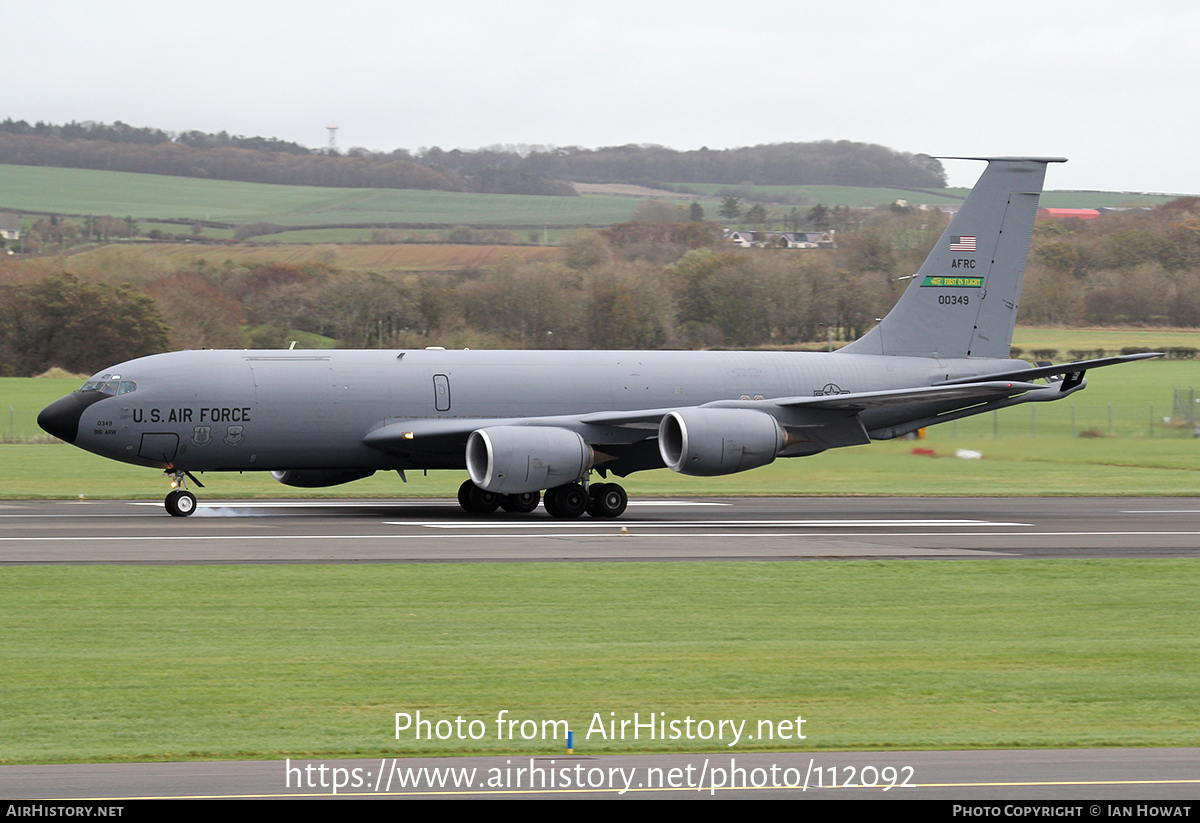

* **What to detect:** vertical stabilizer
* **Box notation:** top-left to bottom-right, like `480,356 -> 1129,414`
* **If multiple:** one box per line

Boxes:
841,157 -> 1064,359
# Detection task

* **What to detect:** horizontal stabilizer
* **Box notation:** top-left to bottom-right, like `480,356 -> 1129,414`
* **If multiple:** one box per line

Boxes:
934,352 -> 1163,386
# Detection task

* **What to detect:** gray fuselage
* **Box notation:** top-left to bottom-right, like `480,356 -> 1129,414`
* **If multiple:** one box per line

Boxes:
59,347 -> 1027,475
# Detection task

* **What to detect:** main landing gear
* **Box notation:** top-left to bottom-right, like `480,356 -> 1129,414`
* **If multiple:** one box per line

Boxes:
457,479 -> 627,519
163,470 -> 202,517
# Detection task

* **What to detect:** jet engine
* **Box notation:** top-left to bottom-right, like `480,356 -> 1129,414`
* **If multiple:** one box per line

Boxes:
271,469 -> 376,487
658,408 -> 784,476
466,426 -> 593,495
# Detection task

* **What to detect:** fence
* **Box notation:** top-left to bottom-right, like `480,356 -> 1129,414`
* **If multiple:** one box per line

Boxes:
923,394 -> 1199,440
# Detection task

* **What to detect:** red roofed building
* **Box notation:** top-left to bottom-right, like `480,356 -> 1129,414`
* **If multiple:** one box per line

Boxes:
1038,208 -> 1101,220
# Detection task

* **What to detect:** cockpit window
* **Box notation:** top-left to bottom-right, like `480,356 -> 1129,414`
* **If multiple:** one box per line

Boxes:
79,375 -> 134,395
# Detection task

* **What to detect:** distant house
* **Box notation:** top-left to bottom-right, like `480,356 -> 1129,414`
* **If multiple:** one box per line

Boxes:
1038,208 -> 1100,221
724,229 -> 837,249
0,213 -> 18,241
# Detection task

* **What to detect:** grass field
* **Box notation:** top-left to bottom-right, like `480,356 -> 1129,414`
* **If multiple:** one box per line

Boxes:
2,165 -> 1185,235
1,559 -> 1196,763
668,183 -> 1179,209
672,183 -> 968,207
0,164 -> 643,228
1011,326 -> 1200,355
55,241 -> 559,278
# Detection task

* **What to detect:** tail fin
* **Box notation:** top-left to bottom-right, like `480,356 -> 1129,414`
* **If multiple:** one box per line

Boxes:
841,156 -> 1065,359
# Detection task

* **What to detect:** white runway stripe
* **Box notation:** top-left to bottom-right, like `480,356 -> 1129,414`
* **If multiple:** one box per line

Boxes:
404,519 -> 1032,529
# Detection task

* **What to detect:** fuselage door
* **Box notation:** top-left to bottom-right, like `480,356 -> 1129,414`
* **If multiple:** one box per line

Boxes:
138,432 -> 179,464
433,374 -> 451,412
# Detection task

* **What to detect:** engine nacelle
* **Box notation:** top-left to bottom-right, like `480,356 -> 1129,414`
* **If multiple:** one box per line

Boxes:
658,408 -> 784,476
271,469 -> 376,487
466,426 -> 593,495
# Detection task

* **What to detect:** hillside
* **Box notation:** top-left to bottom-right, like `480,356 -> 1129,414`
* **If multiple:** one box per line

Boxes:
0,165 -> 640,229
0,165 -> 1184,237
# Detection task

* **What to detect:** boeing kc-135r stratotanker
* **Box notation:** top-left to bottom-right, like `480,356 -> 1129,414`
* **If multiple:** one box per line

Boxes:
39,157 -> 1159,517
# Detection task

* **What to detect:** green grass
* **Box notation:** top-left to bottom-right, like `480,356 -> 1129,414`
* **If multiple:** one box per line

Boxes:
1012,326 -> 1200,355
0,377 -> 82,443
0,164 -> 642,228
4,434 -> 1199,501
2,165 -> 1183,233
670,182 -> 968,207
248,227 -> 383,243
1039,191 -> 1182,208
1,560 -> 1196,763
667,184 -> 1181,209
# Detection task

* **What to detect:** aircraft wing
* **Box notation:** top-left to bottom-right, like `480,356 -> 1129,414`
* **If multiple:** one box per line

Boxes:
766,380 -> 1044,410
363,380 -> 1045,455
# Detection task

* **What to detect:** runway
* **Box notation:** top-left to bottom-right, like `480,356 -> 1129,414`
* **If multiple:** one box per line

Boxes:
1,496 -> 1199,564
3,748 -> 1198,800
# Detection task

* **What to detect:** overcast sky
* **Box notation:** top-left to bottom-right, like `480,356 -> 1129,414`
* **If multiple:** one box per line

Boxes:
3,0 -> 1197,193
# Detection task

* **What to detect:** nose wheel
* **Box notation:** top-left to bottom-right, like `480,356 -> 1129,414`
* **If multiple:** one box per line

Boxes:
165,489 -> 197,517
163,470 -> 202,517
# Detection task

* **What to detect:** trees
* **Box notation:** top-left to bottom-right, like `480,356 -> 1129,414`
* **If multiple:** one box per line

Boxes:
0,274 -> 170,375
689,202 -> 705,222
718,196 -> 742,222
807,204 -> 832,230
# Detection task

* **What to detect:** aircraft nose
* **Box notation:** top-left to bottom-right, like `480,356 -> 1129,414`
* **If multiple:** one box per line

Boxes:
38,393 -> 106,444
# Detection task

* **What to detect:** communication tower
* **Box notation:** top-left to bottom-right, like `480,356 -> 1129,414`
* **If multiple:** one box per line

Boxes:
327,125 -> 338,151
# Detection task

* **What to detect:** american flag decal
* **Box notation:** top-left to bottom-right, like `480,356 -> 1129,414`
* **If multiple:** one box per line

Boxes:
950,235 -> 977,252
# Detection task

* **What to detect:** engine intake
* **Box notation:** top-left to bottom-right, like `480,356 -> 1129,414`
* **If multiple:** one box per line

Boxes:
467,426 -> 593,494
658,408 -> 784,476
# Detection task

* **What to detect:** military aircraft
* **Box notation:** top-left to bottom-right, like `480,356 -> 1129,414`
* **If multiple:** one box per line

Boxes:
39,157 -> 1158,517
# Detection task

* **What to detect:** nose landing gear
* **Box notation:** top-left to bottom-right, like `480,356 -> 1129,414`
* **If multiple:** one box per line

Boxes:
163,470 -> 203,517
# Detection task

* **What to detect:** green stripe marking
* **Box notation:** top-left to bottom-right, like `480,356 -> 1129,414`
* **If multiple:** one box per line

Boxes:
921,276 -> 984,288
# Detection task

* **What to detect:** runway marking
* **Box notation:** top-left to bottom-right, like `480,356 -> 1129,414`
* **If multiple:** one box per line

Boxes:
129,500 -> 461,508
5,530 -> 1200,542
1122,509 -> 1200,513
403,519 -> 1033,529
626,501 -> 731,507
